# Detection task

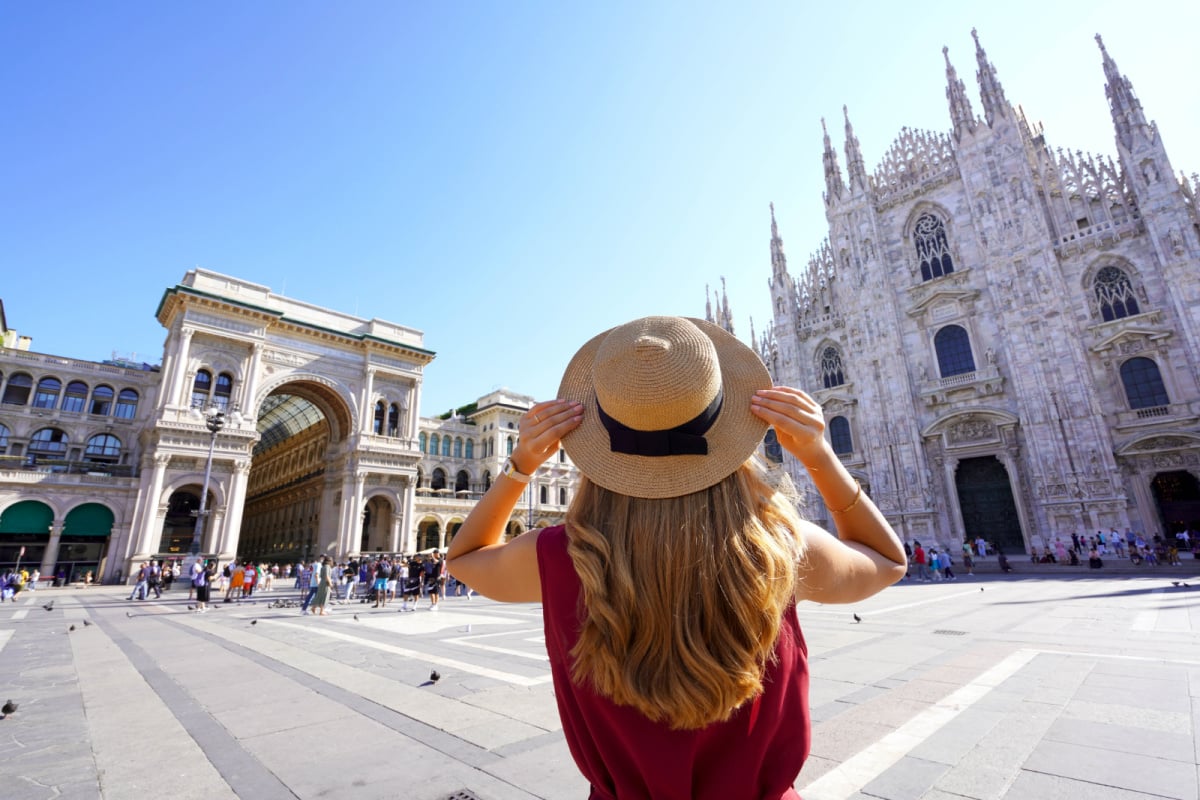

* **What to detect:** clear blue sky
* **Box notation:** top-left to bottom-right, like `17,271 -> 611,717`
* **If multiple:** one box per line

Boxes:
3,1 -> 1197,417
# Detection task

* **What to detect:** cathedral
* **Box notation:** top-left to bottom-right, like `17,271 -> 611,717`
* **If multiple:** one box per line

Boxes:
755,31 -> 1200,554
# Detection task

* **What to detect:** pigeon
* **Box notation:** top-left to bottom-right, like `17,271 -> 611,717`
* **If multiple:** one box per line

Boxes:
852,614 -> 862,623
1,700 -> 16,717
126,611 -> 132,618
250,619 -> 258,625
1184,583 -> 1191,588
354,614 -> 359,621
429,670 -> 441,683
42,603 -> 54,612
1172,581 -> 1181,587
68,625 -> 76,632
980,587 -> 985,592
82,620 -> 92,627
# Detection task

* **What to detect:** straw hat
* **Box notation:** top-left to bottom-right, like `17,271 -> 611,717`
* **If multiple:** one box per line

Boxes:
557,316 -> 770,499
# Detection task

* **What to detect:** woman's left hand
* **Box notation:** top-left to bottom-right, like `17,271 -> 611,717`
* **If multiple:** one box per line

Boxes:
511,399 -> 583,474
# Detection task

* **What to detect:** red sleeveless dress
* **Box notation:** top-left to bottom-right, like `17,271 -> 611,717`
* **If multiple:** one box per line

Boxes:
537,525 -> 810,800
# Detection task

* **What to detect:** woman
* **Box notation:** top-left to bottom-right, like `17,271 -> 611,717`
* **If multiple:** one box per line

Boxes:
313,557 -> 334,616
447,316 -> 905,800
194,559 -> 215,612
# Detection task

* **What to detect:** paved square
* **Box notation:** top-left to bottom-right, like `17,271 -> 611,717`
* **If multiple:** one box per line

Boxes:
2,571 -> 1198,799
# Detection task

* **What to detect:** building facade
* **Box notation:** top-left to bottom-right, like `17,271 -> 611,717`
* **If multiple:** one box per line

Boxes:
760,32 -> 1200,554
0,270 -> 577,582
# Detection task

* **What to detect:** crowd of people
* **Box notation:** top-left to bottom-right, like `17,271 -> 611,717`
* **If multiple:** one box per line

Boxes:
120,551 -> 465,615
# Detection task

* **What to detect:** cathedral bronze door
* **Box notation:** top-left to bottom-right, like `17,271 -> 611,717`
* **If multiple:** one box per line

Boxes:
1152,471 -> 1200,536
955,456 -> 1024,553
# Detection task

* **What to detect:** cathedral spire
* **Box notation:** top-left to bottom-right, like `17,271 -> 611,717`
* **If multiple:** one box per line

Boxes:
843,105 -> 868,194
769,202 -> 788,278
972,28 -> 1009,126
719,277 -> 734,335
1097,33 -> 1150,151
821,117 -> 845,205
944,45 -> 977,139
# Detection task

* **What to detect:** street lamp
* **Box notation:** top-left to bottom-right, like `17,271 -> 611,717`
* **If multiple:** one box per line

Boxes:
189,405 -> 226,557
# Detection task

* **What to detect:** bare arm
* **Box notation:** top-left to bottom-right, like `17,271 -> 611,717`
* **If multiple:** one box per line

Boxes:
751,387 -> 906,603
445,399 -> 583,603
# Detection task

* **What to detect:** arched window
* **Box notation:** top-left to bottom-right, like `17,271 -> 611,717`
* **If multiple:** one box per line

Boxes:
28,427 -> 68,457
114,389 -> 139,419
419,432 -> 427,453
1094,266 -> 1141,321
455,470 -> 469,492
431,468 -> 447,491
388,404 -> 400,437
454,437 -> 463,458
213,372 -> 234,411
465,439 -> 474,459
442,436 -> 451,457
33,377 -> 62,409
763,429 -> 783,463
540,485 -> 549,504
430,434 -> 440,455
191,370 -> 212,408
62,381 -> 88,412
1120,357 -> 1169,410
829,416 -> 853,455
89,385 -> 114,415
84,433 -> 122,462
559,487 -> 568,505
373,401 -> 385,434
820,347 -> 846,389
1,373 -> 32,405
914,213 -> 955,281
559,449 -> 566,463
934,326 -> 975,377
506,436 -> 514,456
0,423 -> 9,454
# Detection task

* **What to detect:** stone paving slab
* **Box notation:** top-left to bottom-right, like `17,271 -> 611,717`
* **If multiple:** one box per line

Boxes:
2,573 -> 1199,799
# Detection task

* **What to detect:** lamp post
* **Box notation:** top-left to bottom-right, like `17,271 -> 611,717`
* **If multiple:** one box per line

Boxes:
189,406 -> 226,558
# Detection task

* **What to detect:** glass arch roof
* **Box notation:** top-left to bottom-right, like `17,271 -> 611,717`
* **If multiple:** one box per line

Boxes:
255,394 -> 326,455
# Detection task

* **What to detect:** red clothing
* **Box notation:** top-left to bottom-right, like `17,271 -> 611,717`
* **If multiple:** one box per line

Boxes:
913,546 -> 926,565
537,525 -> 810,800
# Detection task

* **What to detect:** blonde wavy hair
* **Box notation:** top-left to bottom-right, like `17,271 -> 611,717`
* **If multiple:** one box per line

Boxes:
565,458 -> 806,730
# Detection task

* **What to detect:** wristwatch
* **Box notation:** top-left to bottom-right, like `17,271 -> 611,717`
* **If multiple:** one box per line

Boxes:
501,457 -> 533,483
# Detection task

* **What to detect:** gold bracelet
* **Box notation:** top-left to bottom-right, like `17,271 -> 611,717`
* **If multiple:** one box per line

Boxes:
829,480 -> 862,515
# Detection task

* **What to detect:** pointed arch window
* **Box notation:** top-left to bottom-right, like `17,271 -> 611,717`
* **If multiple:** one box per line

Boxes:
373,401 -> 386,434
89,385 -> 114,416
915,213 -> 955,281
1120,357 -> 1169,410
84,433 -> 122,462
33,377 -> 62,409
820,347 -> 846,388
62,381 -> 89,413
829,416 -> 853,455
114,389 -> 139,419
1094,266 -> 1141,321
934,325 -> 975,377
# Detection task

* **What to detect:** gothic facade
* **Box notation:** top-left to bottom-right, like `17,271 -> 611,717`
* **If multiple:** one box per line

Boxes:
0,270 -> 576,582
759,32 -> 1200,553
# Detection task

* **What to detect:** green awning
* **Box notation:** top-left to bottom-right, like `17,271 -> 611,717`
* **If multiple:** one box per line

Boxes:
0,501 -> 54,535
62,504 -> 115,537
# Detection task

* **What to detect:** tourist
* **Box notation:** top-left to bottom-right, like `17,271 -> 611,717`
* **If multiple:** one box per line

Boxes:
447,316 -> 905,798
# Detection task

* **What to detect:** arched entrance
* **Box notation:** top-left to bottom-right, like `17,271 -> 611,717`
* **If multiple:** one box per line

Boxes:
956,456 -> 1024,553
418,517 -> 441,551
160,489 -> 204,555
361,496 -> 394,554
239,384 -> 341,563
0,500 -> 53,573
59,503 -> 114,582
1151,471 -> 1200,536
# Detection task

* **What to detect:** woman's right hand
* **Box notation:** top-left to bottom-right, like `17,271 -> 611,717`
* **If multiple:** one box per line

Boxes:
510,399 -> 583,474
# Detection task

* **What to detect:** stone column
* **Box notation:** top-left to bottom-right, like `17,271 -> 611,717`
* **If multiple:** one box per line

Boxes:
389,511 -> 403,554
400,476 -> 416,553
361,368 -> 376,435
131,453 -> 172,558
217,458 -> 252,558
39,522 -> 63,580
168,328 -> 194,408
